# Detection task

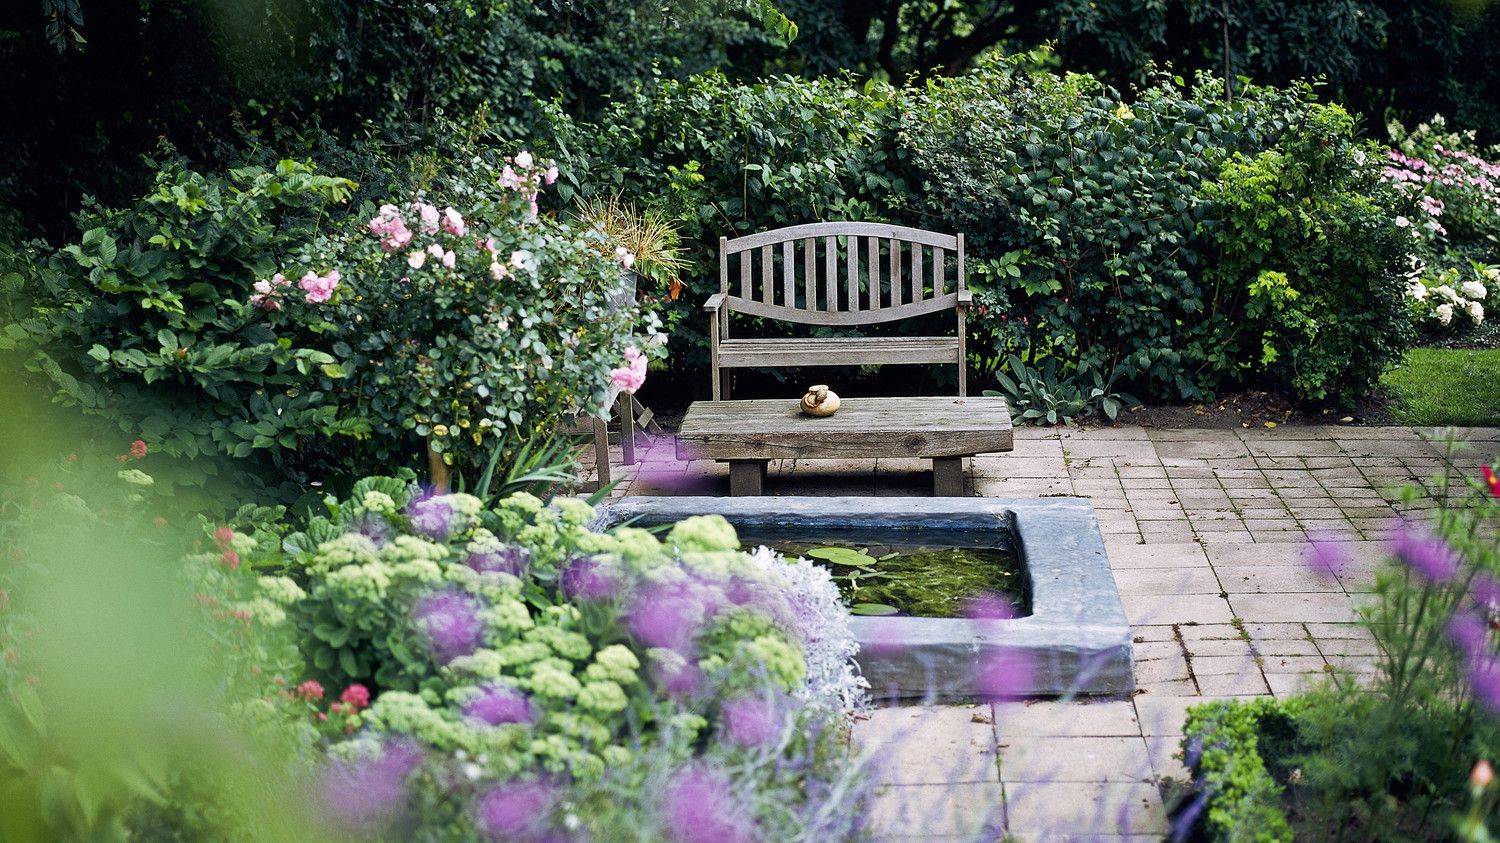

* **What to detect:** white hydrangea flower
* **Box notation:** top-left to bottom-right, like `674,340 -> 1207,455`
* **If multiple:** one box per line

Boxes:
1406,281 -> 1429,301
1433,285 -> 1460,302
1467,301 -> 1484,322
1460,280 -> 1487,300
1435,303 -> 1455,325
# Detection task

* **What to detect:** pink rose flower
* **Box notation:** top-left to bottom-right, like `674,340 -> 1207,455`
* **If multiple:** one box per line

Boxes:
609,346 -> 647,394
441,207 -> 466,236
299,270 -> 339,304
413,202 -> 440,234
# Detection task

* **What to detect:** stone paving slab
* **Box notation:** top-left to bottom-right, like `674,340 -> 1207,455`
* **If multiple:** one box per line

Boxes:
586,423 -> 1497,839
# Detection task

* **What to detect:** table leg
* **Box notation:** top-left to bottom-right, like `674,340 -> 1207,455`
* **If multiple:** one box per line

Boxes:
728,460 -> 766,496
932,456 -> 965,496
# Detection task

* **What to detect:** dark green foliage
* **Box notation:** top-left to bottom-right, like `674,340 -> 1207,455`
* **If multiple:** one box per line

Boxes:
1181,697 -> 1298,843
0,158 -> 356,496
902,60 -> 1411,404
1193,104 -> 1415,405
544,72 -> 910,370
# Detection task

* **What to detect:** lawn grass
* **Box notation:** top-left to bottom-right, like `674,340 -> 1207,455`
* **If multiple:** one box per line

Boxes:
1381,347 -> 1500,427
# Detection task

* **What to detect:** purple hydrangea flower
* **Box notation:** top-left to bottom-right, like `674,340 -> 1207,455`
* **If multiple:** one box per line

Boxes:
1388,521 -> 1460,584
1303,531 -> 1352,580
463,684 -> 536,727
407,493 -> 454,540
560,555 -> 623,601
721,694 -> 786,747
320,738 -> 423,832
413,590 -> 485,662
660,765 -> 756,843
475,778 -> 557,839
468,544 -> 530,577
1448,612 -> 1490,657
975,646 -> 1035,702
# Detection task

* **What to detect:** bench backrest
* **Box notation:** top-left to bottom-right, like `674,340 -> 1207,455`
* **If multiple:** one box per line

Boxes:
718,222 -> 965,326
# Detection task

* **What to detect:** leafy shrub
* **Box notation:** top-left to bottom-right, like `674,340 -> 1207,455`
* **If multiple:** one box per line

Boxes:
1385,117 -> 1500,269
314,150 -> 651,478
3,150 -> 650,497
227,478 -> 871,839
1180,698 -> 1299,843
0,158 -> 356,498
902,58 -> 1411,405
1194,103 -> 1414,404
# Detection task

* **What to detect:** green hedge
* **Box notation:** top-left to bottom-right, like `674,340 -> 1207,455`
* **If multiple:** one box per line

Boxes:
549,61 -> 1414,407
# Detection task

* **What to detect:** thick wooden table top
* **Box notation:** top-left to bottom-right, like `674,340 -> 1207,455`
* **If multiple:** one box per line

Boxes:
676,396 -> 1013,460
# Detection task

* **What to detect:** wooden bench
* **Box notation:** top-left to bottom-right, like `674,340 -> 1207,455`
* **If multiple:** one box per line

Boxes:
682,221 -> 1013,494
677,396 -> 1013,495
705,222 -> 970,398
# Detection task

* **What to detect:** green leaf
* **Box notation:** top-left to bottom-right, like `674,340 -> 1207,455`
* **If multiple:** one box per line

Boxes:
851,603 -> 899,616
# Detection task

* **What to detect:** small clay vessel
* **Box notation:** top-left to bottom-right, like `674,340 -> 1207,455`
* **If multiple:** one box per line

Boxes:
801,384 -> 840,417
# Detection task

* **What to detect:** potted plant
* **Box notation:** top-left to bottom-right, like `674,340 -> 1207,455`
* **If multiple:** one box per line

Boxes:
575,194 -> 688,309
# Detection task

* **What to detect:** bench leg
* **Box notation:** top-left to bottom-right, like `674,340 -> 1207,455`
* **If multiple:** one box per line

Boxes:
615,394 -> 637,466
728,460 -> 766,496
932,456 -> 965,497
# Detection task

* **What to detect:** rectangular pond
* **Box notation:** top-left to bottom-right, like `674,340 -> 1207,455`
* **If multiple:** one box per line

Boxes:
594,496 -> 1134,700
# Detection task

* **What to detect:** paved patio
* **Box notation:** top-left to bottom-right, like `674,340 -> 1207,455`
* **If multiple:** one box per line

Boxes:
587,423 -> 1500,841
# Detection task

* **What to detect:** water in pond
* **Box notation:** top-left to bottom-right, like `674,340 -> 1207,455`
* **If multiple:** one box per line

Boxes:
739,528 -> 1028,619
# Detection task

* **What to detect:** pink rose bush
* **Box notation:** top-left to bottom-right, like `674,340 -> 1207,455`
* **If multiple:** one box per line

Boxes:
318,150 -> 660,471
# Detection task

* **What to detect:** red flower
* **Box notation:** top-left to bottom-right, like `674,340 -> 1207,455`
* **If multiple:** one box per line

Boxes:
213,526 -> 234,548
340,683 -> 371,710
295,679 -> 324,701
116,454 -> 129,464
130,439 -> 148,459
1483,465 -> 1500,499
220,550 -> 240,570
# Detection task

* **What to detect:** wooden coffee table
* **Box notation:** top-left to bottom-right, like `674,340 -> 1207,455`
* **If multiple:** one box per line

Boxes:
676,396 -> 1013,496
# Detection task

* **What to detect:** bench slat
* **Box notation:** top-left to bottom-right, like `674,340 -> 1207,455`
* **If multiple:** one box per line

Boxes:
725,222 -> 960,253
718,335 -> 959,367
823,235 -> 836,311
759,245 -> 772,304
803,238 -> 817,310
933,247 -> 946,296
911,244 -> 924,302
890,237 -> 903,307
781,240 -> 795,307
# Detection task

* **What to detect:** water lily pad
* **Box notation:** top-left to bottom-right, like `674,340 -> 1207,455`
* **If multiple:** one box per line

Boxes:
806,546 -> 877,568
850,603 -> 899,616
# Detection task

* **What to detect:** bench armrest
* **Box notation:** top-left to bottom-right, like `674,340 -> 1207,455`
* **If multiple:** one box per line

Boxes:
703,293 -> 727,313
955,290 -> 973,308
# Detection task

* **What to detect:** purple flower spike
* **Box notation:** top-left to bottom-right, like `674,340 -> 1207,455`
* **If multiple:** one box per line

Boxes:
407,493 -> 453,540
463,684 -> 536,727
1471,573 -> 1500,611
413,590 -> 485,663
1388,522 -> 1460,584
1448,612 -> 1490,658
475,778 -> 557,840
1303,532 -> 1352,580
320,738 -> 423,832
561,555 -> 623,602
660,765 -> 756,843
468,544 -> 530,577
1467,656 -> 1500,715
722,694 -> 786,747
975,646 -> 1035,702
